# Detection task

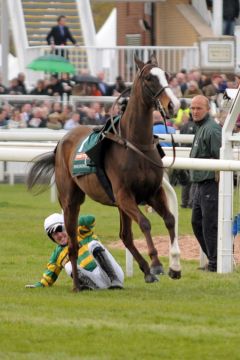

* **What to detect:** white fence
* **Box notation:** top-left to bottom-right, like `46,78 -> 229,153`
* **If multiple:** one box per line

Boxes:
0,94 -> 59,105
2,141 -> 240,170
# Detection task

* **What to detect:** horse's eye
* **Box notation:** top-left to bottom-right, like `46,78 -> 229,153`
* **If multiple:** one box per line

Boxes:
145,74 -> 151,81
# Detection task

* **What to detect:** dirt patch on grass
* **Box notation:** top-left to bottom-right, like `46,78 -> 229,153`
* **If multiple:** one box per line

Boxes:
109,235 -> 240,264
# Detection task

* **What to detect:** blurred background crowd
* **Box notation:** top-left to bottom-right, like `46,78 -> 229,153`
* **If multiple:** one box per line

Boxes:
0,66 -> 239,132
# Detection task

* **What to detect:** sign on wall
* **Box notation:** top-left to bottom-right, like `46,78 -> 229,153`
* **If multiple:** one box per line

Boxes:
200,38 -> 235,71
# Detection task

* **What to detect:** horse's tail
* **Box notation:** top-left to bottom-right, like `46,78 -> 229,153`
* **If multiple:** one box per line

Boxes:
26,150 -> 56,194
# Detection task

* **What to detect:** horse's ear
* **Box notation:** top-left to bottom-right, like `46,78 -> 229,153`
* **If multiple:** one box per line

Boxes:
150,54 -> 158,66
134,54 -> 144,70
165,71 -> 171,81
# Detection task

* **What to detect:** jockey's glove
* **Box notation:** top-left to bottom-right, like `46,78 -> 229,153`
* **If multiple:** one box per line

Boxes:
25,282 -> 44,288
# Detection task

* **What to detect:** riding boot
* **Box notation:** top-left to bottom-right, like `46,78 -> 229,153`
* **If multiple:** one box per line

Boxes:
77,267 -> 97,290
93,247 -> 123,289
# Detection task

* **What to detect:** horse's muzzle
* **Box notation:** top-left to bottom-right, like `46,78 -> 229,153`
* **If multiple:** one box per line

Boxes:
168,100 -> 180,117
167,101 -> 175,118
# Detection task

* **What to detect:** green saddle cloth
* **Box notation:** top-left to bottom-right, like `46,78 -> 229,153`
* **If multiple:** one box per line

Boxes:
72,116 -> 120,176
72,116 -> 120,177
72,131 -> 101,176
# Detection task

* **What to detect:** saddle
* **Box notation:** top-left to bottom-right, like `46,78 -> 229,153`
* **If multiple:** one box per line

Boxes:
72,116 -> 121,203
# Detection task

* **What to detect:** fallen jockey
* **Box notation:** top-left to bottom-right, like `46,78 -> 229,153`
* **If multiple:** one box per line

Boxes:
25,213 -> 124,290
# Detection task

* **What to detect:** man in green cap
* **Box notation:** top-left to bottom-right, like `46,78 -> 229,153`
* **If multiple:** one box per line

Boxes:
25,213 -> 124,290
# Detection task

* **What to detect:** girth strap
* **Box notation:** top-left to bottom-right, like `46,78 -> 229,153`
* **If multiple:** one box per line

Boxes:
103,131 -> 165,169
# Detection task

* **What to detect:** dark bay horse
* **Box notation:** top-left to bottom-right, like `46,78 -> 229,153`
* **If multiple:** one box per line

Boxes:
27,55 -> 181,291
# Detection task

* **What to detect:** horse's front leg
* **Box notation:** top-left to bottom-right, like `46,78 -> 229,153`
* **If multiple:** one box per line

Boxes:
117,191 -> 159,283
119,209 -> 157,283
63,203 -> 81,291
60,183 -> 85,292
149,186 -> 181,279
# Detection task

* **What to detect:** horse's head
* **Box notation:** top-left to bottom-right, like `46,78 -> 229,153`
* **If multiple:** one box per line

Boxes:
134,54 -> 180,118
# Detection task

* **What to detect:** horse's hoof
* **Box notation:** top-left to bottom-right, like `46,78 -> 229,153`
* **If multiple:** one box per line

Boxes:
145,273 -> 159,283
72,285 -> 93,292
150,265 -> 165,275
168,268 -> 181,280
80,285 -> 93,291
72,286 -> 80,293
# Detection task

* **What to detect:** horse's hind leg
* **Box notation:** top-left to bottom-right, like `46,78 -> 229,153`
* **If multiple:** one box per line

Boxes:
149,186 -> 181,280
119,209 -> 158,283
58,180 -> 86,291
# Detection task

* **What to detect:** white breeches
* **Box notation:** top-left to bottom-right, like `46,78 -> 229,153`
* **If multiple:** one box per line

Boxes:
64,240 -> 124,289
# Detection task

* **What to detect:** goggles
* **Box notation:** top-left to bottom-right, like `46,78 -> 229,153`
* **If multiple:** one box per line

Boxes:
47,224 -> 64,236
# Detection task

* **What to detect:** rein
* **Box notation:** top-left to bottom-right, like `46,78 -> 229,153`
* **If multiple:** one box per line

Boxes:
106,64 -> 176,169
140,64 -> 176,166
154,98 -> 176,168
103,132 -> 164,169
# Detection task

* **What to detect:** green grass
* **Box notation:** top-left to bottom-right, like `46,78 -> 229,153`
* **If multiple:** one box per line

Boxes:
1,184 -> 240,360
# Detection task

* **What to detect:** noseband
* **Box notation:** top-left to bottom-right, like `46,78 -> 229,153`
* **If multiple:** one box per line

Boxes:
139,63 -> 170,119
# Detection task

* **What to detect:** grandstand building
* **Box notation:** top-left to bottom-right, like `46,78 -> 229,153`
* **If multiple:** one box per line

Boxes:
0,0 -> 238,84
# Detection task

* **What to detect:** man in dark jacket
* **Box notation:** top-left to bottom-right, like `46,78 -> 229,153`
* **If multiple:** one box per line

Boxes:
190,95 -> 222,272
223,0 -> 239,35
46,15 -> 76,57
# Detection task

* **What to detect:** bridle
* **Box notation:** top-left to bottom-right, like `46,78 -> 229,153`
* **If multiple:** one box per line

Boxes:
139,63 -> 172,121
103,64 -> 176,169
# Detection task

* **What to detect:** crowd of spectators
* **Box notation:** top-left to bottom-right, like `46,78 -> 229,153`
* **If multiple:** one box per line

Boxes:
0,69 -> 127,130
0,71 -> 127,98
0,97 -> 121,130
0,67 -> 239,131
166,69 -> 240,131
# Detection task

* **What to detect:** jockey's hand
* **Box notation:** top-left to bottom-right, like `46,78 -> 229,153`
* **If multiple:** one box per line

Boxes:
25,282 -> 43,288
